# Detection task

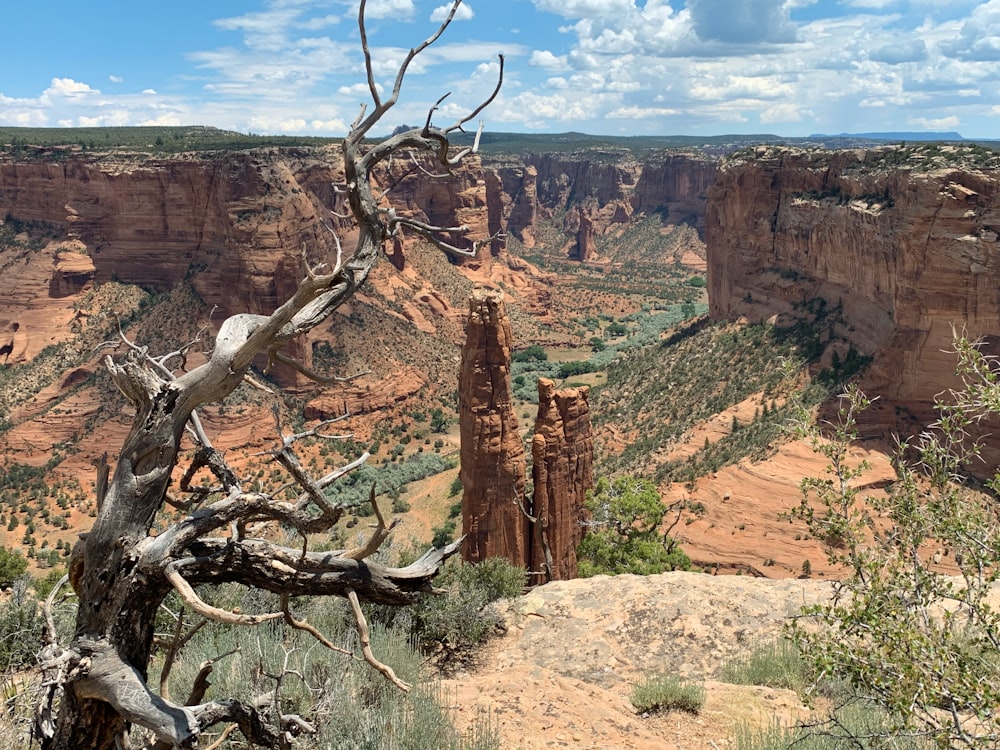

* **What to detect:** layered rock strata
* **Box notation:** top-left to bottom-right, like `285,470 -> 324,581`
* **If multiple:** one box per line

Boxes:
458,292 -> 594,580
488,153 -> 716,257
707,146 -> 1000,414
529,378 -> 593,583
458,289 -> 529,566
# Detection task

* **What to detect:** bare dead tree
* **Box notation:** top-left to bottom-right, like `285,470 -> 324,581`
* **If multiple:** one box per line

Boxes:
34,2 -> 502,747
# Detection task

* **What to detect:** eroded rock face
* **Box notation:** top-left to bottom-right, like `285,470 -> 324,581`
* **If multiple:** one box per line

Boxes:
487,153 -> 716,254
458,289 -> 529,566
529,378 -> 593,584
707,147 -> 1000,415
0,147 -> 487,382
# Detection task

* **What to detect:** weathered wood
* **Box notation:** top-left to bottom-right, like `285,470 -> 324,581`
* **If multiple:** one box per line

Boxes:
37,1 -> 499,746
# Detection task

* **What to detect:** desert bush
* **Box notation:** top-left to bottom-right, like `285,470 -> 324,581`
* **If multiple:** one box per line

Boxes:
0,549 -> 27,589
0,579 -> 42,673
577,476 -> 690,577
403,557 -> 524,665
789,337 -> 1000,747
149,586 -> 499,750
630,673 -> 705,714
718,638 -> 807,692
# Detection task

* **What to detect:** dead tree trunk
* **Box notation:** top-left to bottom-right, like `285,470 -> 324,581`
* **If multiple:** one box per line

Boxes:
35,2 -> 502,747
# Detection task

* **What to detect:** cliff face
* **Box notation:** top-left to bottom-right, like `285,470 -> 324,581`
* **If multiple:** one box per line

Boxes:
529,378 -> 593,584
0,148 -> 487,378
488,152 -> 716,258
458,289 -> 529,566
707,147 -> 1000,412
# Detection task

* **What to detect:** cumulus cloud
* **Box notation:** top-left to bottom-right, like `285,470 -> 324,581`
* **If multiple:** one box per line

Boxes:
430,2 -> 474,22
869,39 -> 927,64
47,78 -> 99,97
530,50 -> 570,70
688,0 -> 796,44
109,75 -> 124,84
363,0 -> 416,20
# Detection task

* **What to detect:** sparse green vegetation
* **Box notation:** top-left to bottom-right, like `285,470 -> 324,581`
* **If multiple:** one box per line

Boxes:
719,639 -> 807,693
577,476 -> 690,577
788,338 -> 1000,748
630,673 -> 705,714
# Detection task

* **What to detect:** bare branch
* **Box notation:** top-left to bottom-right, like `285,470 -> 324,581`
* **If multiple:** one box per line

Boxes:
268,347 -> 369,385
340,488 -> 400,561
280,593 -> 354,657
165,558 -> 285,626
347,589 -> 410,692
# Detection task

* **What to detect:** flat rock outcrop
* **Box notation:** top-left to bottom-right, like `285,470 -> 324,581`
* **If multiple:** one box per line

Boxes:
708,146 -> 1000,420
529,378 -> 593,583
458,289 -> 529,566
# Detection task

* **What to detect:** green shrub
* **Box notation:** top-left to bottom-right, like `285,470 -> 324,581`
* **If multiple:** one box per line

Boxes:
630,673 -> 705,714
0,548 -> 27,589
577,476 -> 691,577
407,557 -> 524,665
719,639 -> 807,692
512,344 -> 547,363
0,579 -> 43,673
149,585 -> 500,750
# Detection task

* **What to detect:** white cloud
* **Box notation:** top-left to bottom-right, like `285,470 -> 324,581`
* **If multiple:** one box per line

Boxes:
47,78 -> 99,97
530,50 -> 569,70
109,75 -> 124,84
688,0 -> 796,44
363,0 -> 416,20
908,115 -> 960,130
142,89 -> 158,95
606,105 -> 679,119
430,3 -> 474,22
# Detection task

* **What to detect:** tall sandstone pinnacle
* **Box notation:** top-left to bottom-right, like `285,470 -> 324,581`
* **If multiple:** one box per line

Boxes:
529,378 -> 593,584
458,290 -> 593,581
458,289 -> 529,566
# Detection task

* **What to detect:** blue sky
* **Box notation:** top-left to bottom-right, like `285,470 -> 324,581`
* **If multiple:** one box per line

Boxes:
2,0 -> 999,138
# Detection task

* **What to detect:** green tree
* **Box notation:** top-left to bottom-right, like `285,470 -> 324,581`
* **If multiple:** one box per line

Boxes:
430,407 -> 450,433
577,476 -> 690,577
0,546 -> 27,588
789,338 -> 1000,748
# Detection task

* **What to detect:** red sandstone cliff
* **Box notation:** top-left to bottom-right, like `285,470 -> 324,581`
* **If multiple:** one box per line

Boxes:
529,378 -> 593,583
0,147 -> 490,382
458,289 -> 529,566
487,152 -> 716,259
707,145 -> 1000,415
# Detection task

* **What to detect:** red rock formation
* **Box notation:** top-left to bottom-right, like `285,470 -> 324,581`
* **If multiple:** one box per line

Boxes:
707,146 -> 1000,417
304,366 -> 426,420
458,289 -> 529,566
572,205 -> 598,261
529,378 -> 593,583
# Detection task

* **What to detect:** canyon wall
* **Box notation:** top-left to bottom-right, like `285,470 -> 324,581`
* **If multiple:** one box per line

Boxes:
0,148 -> 488,375
707,146 -> 1000,413
488,152 -> 716,255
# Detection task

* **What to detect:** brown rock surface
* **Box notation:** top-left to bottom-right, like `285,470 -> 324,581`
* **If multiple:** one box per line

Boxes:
707,146 -> 1000,419
529,378 -> 594,583
444,571 -> 829,749
458,289 -> 529,566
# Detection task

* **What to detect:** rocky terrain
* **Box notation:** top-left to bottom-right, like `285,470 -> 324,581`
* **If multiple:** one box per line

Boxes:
444,571 -> 829,749
2,139 -> 1000,582
708,144 -> 1000,438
